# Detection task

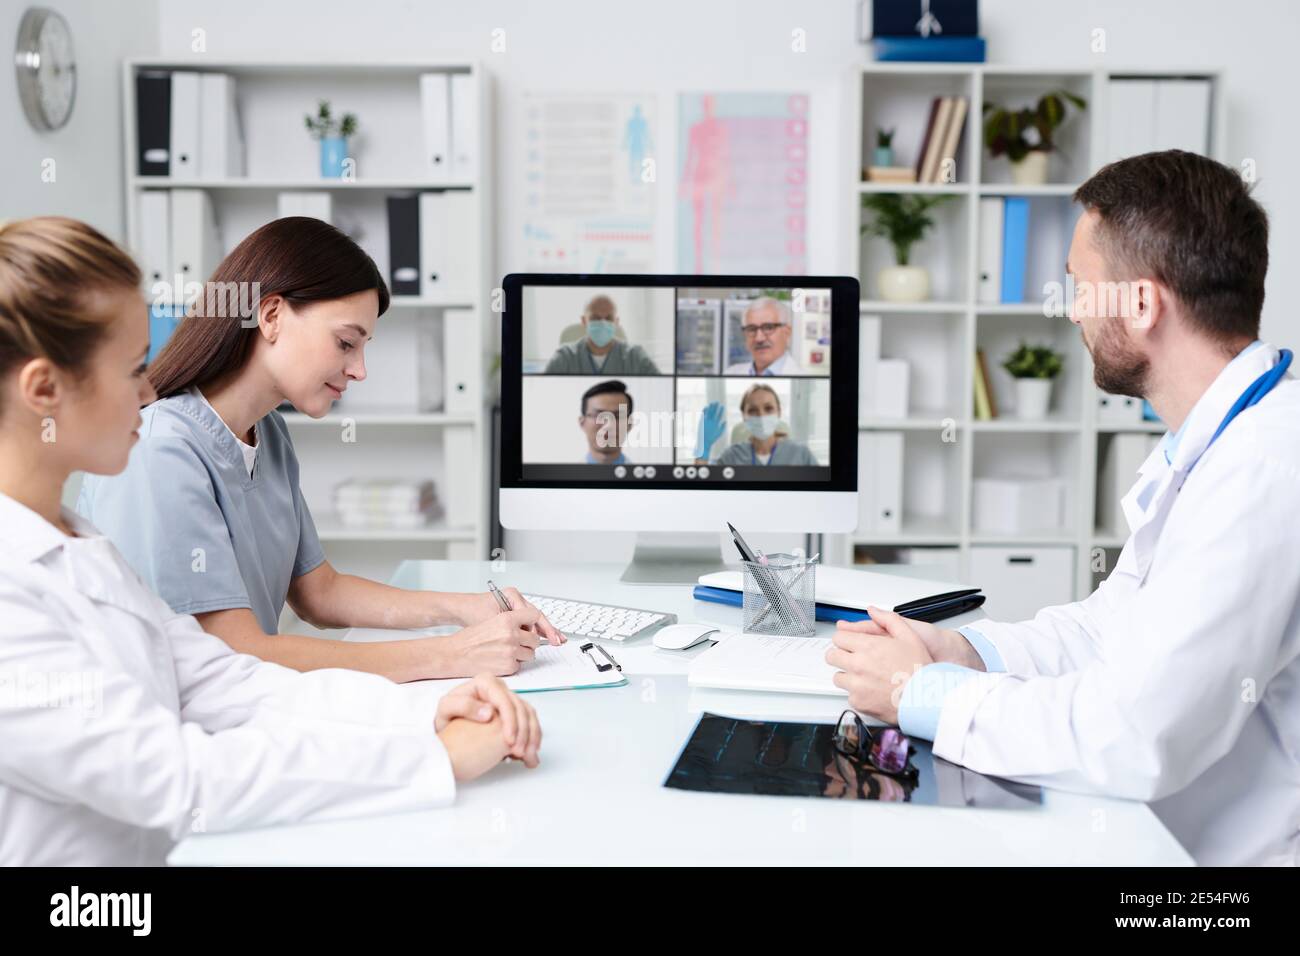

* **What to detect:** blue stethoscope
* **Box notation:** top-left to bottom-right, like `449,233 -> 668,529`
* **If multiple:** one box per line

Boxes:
1186,348 -> 1292,474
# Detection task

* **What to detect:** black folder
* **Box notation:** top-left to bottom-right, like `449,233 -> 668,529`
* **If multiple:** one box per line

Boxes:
135,70 -> 171,176
386,194 -> 421,297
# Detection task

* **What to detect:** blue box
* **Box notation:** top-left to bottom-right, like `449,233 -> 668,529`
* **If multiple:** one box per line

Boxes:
871,36 -> 987,63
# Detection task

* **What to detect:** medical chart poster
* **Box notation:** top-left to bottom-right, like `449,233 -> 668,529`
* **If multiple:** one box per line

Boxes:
521,93 -> 657,273
675,92 -> 808,275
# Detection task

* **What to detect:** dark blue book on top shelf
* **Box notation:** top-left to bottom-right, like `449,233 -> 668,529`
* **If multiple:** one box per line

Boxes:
871,0 -> 980,37
871,36 -> 986,63
1000,197 -> 1030,304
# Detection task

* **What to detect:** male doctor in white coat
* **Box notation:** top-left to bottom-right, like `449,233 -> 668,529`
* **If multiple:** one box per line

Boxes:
827,149 -> 1299,866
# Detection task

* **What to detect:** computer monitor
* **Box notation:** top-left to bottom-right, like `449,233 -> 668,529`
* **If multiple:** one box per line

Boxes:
499,274 -> 859,582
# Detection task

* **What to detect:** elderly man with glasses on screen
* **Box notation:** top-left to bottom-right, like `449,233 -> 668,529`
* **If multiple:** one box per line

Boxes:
726,297 -> 801,376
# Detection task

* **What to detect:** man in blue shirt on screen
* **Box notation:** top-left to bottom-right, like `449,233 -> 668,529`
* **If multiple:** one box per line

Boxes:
578,379 -> 632,465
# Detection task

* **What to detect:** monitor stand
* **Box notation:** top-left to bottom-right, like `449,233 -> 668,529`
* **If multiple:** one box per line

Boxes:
621,531 -> 728,585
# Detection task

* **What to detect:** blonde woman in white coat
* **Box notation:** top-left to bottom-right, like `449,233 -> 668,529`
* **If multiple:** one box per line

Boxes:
0,217 -> 542,866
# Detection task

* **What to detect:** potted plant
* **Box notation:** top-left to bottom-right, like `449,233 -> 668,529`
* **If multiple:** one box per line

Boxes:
982,90 -> 1086,186
305,100 -> 359,179
873,127 -> 896,167
859,192 -> 953,302
1002,341 -> 1064,419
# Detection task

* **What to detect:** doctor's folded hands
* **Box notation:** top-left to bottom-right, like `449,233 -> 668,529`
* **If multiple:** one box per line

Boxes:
828,151 -> 1300,867
0,217 -> 542,865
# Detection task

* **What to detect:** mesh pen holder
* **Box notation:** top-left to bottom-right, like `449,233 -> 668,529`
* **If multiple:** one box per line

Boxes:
741,553 -> 818,637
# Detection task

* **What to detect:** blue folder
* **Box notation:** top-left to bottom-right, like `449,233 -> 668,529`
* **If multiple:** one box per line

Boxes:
1000,197 -> 1030,304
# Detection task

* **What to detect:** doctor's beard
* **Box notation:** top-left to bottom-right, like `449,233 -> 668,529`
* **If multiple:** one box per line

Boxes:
1087,316 -> 1150,398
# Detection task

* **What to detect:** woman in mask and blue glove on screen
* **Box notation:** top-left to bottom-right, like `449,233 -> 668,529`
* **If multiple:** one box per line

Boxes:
693,383 -> 818,466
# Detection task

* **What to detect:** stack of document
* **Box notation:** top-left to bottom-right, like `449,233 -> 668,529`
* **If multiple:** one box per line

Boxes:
333,479 -> 443,529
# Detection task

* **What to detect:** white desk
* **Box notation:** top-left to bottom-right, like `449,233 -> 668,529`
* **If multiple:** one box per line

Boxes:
169,560 -> 1193,866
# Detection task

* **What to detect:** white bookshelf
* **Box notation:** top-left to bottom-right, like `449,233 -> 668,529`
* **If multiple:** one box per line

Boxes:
122,58 -> 495,582
839,63 -> 1225,605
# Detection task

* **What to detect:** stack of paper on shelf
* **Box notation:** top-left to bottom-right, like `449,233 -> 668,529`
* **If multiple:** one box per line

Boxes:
333,479 -> 443,529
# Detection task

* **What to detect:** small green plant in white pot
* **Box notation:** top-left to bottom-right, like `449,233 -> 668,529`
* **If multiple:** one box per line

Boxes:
1002,341 -> 1064,419
860,192 -> 953,303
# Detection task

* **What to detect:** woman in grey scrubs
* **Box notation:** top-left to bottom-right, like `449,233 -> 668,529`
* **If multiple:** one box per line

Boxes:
79,217 -> 562,682
696,383 -> 819,467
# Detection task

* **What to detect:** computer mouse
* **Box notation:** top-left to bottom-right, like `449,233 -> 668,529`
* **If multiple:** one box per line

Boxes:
653,623 -> 721,651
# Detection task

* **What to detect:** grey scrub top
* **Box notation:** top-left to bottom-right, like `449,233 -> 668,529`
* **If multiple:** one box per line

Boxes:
76,390 -> 325,635
544,338 -> 661,375
715,438 -> 819,466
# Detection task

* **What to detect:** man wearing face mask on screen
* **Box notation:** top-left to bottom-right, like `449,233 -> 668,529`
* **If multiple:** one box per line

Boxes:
544,294 -> 661,375
693,384 -> 818,466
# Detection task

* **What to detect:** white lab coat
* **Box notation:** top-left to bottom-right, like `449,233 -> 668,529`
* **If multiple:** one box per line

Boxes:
0,494 -> 456,866
933,343 -> 1300,866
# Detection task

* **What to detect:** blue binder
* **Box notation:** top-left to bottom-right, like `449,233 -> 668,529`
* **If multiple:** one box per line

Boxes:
1000,197 -> 1030,303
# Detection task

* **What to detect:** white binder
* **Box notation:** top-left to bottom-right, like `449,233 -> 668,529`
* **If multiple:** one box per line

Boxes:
1099,433 -> 1161,535
137,191 -> 171,297
277,191 -> 332,223
441,425 -> 478,527
1154,79 -> 1211,154
977,197 -> 1004,304
857,315 -> 881,420
441,308 -> 480,413
449,72 -> 477,181
170,189 -> 221,305
419,73 -> 452,183
169,71 -> 201,181
419,190 -> 478,300
857,431 -> 903,535
1105,79 -> 1156,164
198,73 -> 243,178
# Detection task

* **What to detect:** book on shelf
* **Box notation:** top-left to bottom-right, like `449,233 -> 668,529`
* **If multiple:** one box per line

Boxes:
973,348 -> 997,420
913,96 -> 941,183
865,165 -> 918,184
914,96 -> 969,184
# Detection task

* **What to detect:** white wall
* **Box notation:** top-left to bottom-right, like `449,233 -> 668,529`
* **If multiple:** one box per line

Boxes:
1,0 -> 159,510
149,0 -> 1300,563
0,0 -> 159,240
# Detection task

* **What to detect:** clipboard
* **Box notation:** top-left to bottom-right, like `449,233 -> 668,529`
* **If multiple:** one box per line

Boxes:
498,639 -> 628,693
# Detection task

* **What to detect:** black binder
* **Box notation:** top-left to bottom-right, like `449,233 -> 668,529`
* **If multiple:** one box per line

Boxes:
385,194 -> 421,296
135,70 -> 171,176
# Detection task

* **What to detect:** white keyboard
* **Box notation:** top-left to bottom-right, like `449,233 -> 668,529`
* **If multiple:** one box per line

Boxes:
523,593 -> 677,643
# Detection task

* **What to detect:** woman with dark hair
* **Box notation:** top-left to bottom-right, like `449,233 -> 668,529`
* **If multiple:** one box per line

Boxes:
0,216 -> 541,865
79,217 -> 562,682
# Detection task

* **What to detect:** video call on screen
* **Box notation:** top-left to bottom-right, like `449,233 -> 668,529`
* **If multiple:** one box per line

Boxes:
520,285 -> 833,483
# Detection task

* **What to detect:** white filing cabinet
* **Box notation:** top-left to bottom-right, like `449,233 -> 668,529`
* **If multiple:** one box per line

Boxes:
969,545 -> 1075,623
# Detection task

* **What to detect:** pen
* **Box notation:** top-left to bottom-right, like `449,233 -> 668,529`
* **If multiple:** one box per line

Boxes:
487,579 -> 513,612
